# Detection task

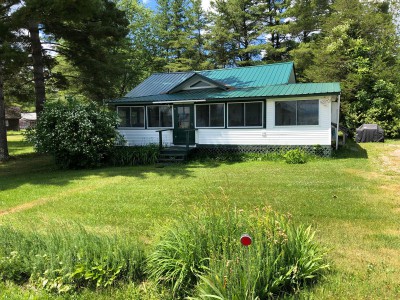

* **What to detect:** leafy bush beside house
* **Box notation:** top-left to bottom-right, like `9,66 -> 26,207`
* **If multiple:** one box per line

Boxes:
26,98 -> 120,169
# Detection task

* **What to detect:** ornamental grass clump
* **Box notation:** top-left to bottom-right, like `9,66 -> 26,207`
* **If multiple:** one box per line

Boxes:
147,205 -> 329,299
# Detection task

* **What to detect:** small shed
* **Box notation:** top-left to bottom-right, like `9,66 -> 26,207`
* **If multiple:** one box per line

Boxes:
5,107 -> 21,131
20,112 -> 37,129
356,124 -> 384,143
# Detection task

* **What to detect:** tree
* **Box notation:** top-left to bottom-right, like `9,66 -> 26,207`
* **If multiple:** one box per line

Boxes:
155,0 -> 208,71
0,63 -> 8,162
285,0 -> 331,43
10,0 -> 129,111
0,0 -> 29,161
291,0 -> 400,136
207,0 -> 265,66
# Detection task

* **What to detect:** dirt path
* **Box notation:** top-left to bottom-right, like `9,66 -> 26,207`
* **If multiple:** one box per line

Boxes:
0,176 -> 124,217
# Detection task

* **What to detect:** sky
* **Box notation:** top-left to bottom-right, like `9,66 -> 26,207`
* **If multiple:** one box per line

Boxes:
141,0 -> 211,11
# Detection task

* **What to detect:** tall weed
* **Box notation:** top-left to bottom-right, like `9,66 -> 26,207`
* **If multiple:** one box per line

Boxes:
147,205 -> 329,298
0,225 -> 145,293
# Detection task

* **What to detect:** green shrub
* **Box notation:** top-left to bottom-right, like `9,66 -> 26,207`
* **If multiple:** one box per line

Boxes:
147,206 -> 329,298
0,225 -> 145,293
25,98 -> 120,169
109,145 -> 160,166
284,148 -> 308,164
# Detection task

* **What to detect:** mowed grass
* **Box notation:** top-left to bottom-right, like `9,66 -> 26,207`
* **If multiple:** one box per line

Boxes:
1,132 -> 400,299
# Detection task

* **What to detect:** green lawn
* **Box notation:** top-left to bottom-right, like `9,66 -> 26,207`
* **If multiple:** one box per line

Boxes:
1,132 -> 400,299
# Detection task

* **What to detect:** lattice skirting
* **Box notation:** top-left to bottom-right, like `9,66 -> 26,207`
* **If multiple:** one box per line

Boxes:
191,144 -> 332,157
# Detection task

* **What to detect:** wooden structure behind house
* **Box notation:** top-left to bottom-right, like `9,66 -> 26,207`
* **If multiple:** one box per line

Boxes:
108,62 -> 341,156
5,107 -> 21,131
20,113 -> 37,129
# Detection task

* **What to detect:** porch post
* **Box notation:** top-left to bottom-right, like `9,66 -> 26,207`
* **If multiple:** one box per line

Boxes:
186,130 -> 189,151
158,130 -> 163,150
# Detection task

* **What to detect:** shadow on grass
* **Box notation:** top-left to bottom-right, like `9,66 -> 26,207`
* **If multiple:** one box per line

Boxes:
0,152 -> 231,192
333,141 -> 369,159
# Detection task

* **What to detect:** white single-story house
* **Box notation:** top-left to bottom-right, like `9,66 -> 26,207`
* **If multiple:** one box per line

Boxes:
108,62 -> 341,156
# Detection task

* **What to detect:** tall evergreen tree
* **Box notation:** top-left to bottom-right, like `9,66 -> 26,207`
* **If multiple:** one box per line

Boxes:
207,0 -> 265,66
9,0 -> 129,110
0,0 -> 29,161
155,0 -> 208,71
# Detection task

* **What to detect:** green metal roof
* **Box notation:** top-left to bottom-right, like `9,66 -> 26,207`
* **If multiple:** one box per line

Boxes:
110,83 -> 341,105
198,62 -> 295,88
126,72 -> 195,97
124,62 -> 295,98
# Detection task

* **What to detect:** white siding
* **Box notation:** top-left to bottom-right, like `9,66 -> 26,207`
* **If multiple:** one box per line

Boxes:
264,97 -> 332,145
118,97 -> 333,147
196,128 -> 330,145
118,129 -> 173,146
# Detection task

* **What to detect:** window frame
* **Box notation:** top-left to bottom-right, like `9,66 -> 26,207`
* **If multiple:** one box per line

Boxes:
146,105 -> 173,129
117,106 -> 145,129
274,99 -> 319,127
195,103 -> 225,128
227,101 -> 264,128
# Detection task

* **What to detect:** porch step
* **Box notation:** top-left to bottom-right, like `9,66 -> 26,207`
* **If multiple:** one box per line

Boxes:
157,147 -> 189,164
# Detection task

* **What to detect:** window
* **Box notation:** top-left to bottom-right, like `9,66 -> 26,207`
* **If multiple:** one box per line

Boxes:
147,105 -> 173,128
117,106 -> 144,128
228,102 -> 263,127
275,100 -> 319,126
195,104 -> 224,127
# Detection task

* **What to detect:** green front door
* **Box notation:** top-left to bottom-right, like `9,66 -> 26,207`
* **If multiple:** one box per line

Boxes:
173,105 -> 195,145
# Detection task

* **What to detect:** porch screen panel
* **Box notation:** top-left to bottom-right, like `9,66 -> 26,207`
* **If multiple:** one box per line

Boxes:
160,106 -> 173,127
196,105 -> 209,127
228,103 -> 244,126
245,102 -> 262,126
130,107 -> 144,127
196,104 -> 224,127
210,104 -> 224,127
297,100 -> 319,125
148,105 -> 172,127
117,107 -> 130,127
147,106 -> 160,127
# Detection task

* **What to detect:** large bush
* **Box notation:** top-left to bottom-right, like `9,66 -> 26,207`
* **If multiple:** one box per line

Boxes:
26,99 -> 120,168
147,205 -> 329,298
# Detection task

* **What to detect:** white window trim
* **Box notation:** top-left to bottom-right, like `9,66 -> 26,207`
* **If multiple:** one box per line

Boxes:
117,106 -> 145,129
227,101 -> 264,128
146,105 -> 174,129
195,103 -> 226,128
273,99 -> 320,127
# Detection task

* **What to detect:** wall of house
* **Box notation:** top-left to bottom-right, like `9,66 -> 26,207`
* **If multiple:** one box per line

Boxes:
197,97 -> 333,146
118,129 -> 173,146
118,96 -> 335,147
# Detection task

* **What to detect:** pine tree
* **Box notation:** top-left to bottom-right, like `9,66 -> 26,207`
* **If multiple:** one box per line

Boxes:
10,0 -> 129,110
155,0 -> 208,71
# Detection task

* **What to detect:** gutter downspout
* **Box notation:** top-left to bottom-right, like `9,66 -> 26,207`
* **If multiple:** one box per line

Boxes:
336,94 -> 341,150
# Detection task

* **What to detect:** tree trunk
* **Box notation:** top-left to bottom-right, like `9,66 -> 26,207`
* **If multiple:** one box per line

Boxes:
0,64 -> 9,162
28,21 -> 46,115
